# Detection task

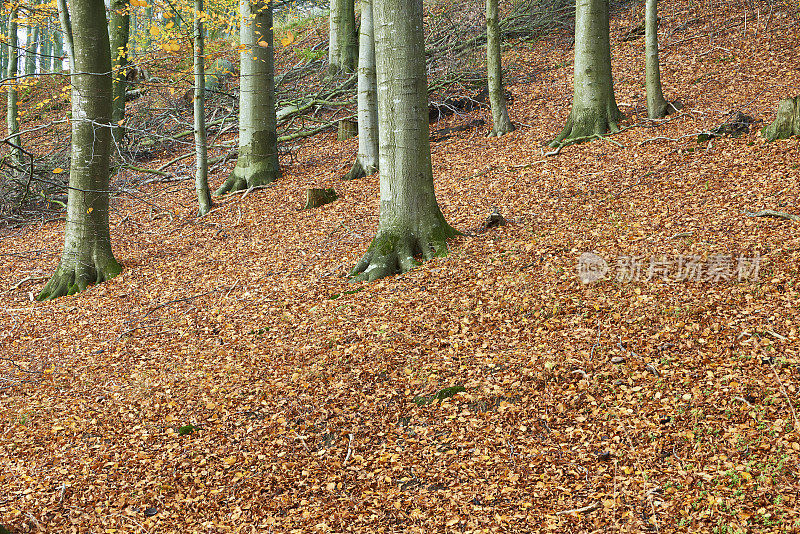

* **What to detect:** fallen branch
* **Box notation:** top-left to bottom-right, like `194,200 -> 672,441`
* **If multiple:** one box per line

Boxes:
11,275 -> 48,290
556,501 -> 601,515
744,209 -> 800,222
121,164 -> 170,177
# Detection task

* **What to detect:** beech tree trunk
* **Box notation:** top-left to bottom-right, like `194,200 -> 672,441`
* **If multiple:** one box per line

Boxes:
550,0 -> 622,146
486,0 -> 514,136
194,0 -> 211,215
645,0 -> 668,118
38,0 -> 122,300
349,0 -> 459,282
343,0 -> 378,180
53,25 -> 64,71
56,0 -> 75,72
6,7 -> 21,167
216,0 -> 280,194
109,0 -> 130,143
25,25 -> 39,75
328,0 -> 357,73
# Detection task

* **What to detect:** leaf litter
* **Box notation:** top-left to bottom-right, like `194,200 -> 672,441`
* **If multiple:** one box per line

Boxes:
1,0 -> 799,532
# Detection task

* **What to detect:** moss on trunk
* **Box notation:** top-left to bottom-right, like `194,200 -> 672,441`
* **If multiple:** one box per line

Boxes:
762,97 -> 800,142
38,0 -> 122,300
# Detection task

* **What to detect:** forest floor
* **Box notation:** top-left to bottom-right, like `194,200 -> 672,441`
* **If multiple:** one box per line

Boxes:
1,1 -> 799,532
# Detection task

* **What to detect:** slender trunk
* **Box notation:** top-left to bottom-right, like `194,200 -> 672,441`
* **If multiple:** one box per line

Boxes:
645,0 -> 668,118
38,0 -> 122,300
216,0 -> 279,194
6,7 -> 21,167
25,25 -> 39,75
343,0 -> 378,180
56,0 -> 75,72
42,22 -> 51,72
486,0 -> 514,136
0,17 -> 7,75
54,24 -> 64,71
550,0 -> 622,146
143,5 -> 152,51
109,0 -> 130,143
194,0 -> 211,215
328,0 -> 357,73
349,0 -> 459,282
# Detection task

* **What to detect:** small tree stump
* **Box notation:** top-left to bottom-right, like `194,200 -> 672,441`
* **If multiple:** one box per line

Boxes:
337,119 -> 358,141
763,96 -> 800,141
304,188 -> 338,209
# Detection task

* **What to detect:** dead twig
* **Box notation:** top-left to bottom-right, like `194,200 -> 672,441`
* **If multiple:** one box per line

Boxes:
744,209 -> 799,222
556,501 -> 601,515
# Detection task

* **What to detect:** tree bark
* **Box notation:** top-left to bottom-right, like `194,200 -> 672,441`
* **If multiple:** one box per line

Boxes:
0,17 -> 6,75
550,0 -> 622,146
25,25 -> 39,75
486,0 -> 514,137
194,0 -> 211,215
56,0 -> 75,72
645,0 -> 668,118
216,0 -> 280,194
349,0 -> 459,282
762,97 -> 800,142
109,0 -> 130,143
328,0 -> 357,73
343,0 -> 378,180
53,23 -> 64,71
6,7 -> 21,167
38,0 -> 122,300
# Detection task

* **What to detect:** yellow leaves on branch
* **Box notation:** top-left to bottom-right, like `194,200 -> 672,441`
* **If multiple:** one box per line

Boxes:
130,0 -> 147,6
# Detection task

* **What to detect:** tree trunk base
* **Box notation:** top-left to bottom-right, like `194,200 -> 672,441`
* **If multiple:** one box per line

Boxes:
487,121 -> 515,137
304,187 -> 338,209
549,106 -> 622,147
342,158 -> 377,180
349,220 -> 460,282
37,257 -> 122,300
762,97 -> 800,142
215,161 -> 279,195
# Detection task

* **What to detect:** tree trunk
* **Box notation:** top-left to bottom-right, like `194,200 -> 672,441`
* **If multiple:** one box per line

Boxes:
645,0 -> 668,118
762,97 -> 800,142
41,22 -> 52,72
486,0 -> 514,136
550,0 -> 622,146
109,0 -> 130,143
54,25 -> 64,71
142,5 -> 153,51
6,7 -> 21,167
0,17 -> 8,75
343,0 -> 378,181
194,0 -> 211,215
56,0 -> 75,72
349,0 -> 459,282
328,0 -> 357,73
216,0 -> 280,194
38,0 -> 122,300
25,25 -> 39,75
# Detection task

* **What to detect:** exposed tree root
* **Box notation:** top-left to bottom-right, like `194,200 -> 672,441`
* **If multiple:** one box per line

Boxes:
215,162 -> 279,196
342,159 -> 377,181
549,110 -> 621,148
37,258 -> 122,300
487,122 -> 516,137
349,223 -> 460,282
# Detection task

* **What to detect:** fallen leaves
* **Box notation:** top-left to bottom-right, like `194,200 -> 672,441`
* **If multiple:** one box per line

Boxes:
1,0 -> 800,532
